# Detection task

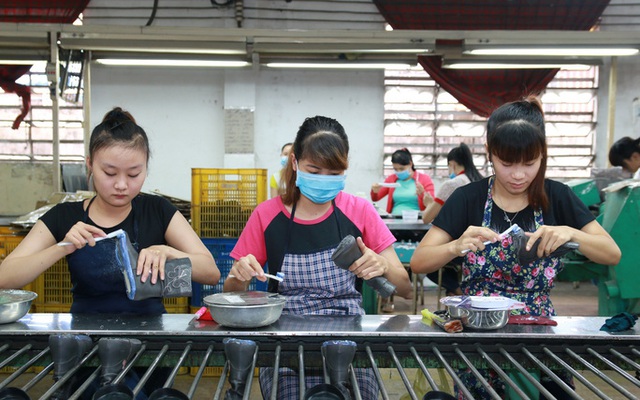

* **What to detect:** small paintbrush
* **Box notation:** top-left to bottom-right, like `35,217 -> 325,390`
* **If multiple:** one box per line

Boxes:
460,224 -> 521,254
57,228 -> 126,247
228,271 -> 284,282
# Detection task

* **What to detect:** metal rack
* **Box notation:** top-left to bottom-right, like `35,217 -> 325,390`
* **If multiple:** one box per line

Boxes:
0,314 -> 638,399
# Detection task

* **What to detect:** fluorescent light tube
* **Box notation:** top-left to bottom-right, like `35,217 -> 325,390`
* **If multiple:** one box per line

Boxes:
0,60 -> 46,65
465,48 -> 639,57
94,59 -> 249,67
444,62 -> 592,70
264,62 -> 414,69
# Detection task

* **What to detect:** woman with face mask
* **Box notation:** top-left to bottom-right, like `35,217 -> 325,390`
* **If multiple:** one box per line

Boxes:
224,115 -> 412,400
422,143 -> 483,224
421,142 -> 483,296
269,142 -> 293,198
370,148 -> 435,216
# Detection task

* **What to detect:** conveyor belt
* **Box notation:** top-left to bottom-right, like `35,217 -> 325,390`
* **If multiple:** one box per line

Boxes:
0,314 -> 637,399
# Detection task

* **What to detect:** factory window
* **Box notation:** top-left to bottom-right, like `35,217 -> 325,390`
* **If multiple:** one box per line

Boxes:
0,62 -> 85,162
383,67 -> 598,181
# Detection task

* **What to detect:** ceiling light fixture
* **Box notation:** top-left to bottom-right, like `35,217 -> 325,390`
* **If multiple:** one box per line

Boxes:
0,59 -> 46,65
94,59 -> 250,67
443,61 -> 593,70
264,62 -> 415,69
465,47 -> 639,57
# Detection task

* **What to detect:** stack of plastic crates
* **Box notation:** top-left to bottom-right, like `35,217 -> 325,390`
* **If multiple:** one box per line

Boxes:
190,168 -> 268,308
191,168 -> 267,237
0,230 -> 33,374
1,232 -> 71,312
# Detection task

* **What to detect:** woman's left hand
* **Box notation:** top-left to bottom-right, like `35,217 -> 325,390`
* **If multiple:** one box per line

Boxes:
525,225 -> 574,258
347,237 -> 388,280
137,245 -> 169,284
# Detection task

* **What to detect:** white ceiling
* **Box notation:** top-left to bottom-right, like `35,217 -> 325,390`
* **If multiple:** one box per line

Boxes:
79,0 -> 640,31
1,0 -> 639,66
80,0 -> 386,30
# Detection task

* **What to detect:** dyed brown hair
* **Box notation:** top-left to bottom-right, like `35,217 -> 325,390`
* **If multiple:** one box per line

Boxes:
281,116 -> 349,206
486,96 -> 548,211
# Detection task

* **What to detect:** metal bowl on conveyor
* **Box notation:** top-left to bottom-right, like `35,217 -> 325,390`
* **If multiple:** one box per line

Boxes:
455,307 -> 510,330
0,289 -> 37,324
203,291 -> 286,328
442,295 -> 514,330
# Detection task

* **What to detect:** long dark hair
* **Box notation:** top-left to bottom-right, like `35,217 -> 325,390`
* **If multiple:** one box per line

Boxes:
486,96 -> 548,211
281,116 -> 349,206
447,143 -> 482,182
609,136 -> 640,169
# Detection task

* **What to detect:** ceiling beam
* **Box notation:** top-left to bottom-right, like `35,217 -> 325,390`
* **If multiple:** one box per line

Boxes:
1,22 -> 638,63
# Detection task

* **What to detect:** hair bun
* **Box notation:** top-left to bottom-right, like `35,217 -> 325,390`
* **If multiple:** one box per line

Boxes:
101,107 -> 137,124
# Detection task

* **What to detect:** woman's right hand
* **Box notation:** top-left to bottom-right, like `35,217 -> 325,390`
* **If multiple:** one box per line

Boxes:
230,255 -> 267,282
371,182 -> 381,193
61,222 -> 107,252
451,226 -> 500,256
422,191 -> 434,206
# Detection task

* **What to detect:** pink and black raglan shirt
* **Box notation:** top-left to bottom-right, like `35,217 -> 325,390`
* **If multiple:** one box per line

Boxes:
231,191 -> 396,316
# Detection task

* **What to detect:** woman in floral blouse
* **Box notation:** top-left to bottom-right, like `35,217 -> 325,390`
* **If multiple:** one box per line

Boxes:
410,96 -> 620,399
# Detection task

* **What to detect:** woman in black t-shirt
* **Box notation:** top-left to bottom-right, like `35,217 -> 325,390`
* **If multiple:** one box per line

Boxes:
411,96 -> 620,314
410,96 -> 621,400
0,108 -> 220,314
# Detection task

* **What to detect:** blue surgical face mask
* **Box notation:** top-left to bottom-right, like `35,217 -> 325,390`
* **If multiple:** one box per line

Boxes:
449,172 -> 457,179
296,169 -> 346,204
280,156 -> 289,167
395,169 -> 411,180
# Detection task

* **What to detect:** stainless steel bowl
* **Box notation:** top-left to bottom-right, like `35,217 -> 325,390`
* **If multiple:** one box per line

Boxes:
203,291 -> 286,328
450,306 -> 509,330
0,289 -> 37,324
446,305 -> 465,319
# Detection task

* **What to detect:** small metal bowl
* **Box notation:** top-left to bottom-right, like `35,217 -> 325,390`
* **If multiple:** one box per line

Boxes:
449,306 -> 509,330
203,291 -> 286,328
0,290 -> 37,325
446,305 -> 465,319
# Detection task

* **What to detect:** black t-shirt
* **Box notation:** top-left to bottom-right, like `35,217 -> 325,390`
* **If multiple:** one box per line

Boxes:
40,194 -> 178,314
41,193 -> 177,246
433,177 -> 595,239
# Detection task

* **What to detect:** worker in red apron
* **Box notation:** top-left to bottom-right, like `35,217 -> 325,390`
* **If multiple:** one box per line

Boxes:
226,115 -> 413,400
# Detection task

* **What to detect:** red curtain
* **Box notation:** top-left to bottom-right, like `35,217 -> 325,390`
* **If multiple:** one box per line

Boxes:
0,66 -> 31,129
373,0 -> 611,117
0,0 -> 89,22
0,0 -> 90,129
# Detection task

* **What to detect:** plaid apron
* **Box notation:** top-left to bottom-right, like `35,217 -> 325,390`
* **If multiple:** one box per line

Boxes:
259,201 -> 378,399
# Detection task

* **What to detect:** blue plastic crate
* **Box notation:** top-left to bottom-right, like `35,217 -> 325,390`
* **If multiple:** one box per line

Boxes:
193,238 -> 268,307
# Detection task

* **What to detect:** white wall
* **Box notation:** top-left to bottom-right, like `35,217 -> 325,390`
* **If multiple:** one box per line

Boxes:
90,64 -> 384,201
0,163 -> 53,215
3,58 -> 638,215
596,57 -> 640,169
